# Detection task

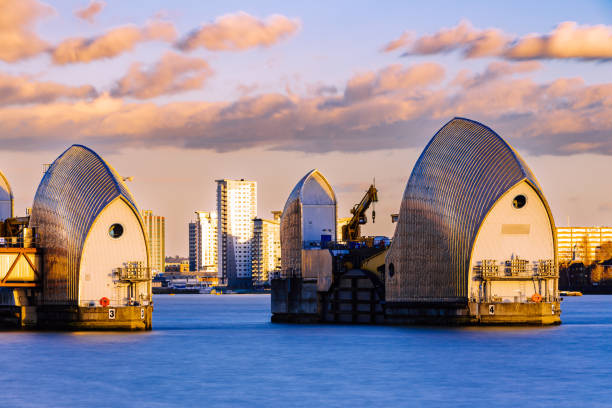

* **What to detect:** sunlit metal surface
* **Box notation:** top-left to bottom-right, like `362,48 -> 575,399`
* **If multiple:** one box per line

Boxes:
29,145 -> 141,304
280,169 -> 336,278
0,169 -> 13,221
385,117 -> 553,302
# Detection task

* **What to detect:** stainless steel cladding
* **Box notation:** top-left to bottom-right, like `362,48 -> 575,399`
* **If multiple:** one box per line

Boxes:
29,145 -> 141,304
0,170 -> 13,221
280,170 -> 337,278
385,118 -> 548,302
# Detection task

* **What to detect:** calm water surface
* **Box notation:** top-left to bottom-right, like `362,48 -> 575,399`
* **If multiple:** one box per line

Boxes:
1,295 -> 611,407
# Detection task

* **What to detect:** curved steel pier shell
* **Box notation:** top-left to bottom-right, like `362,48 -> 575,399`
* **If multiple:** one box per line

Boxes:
0,169 -> 13,221
280,169 -> 337,278
385,117 -> 557,304
29,145 -> 146,306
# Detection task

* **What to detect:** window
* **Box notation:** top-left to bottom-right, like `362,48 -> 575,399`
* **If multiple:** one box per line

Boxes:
512,195 -> 527,209
109,223 -> 124,238
388,263 -> 395,278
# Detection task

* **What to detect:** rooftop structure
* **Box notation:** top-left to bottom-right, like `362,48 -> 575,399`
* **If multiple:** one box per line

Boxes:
27,145 -> 152,329
0,170 -> 13,221
280,169 -> 337,278
385,118 -> 559,323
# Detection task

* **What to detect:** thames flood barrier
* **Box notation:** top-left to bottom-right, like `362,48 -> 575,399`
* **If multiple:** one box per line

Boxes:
0,145 -> 153,330
272,118 -> 561,325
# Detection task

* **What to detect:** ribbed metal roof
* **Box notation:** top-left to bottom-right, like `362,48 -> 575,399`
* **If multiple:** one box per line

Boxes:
281,169 -> 336,278
283,169 -> 336,213
29,145 -> 141,304
0,169 -> 13,220
386,117 -> 549,302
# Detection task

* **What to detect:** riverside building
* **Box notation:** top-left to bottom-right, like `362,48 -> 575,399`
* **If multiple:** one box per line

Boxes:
188,211 -> 218,273
556,227 -> 612,264
252,211 -> 282,285
216,179 -> 257,288
142,210 -> 165,274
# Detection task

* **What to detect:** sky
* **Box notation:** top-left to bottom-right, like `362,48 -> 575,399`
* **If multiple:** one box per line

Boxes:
0,0 -> 611,256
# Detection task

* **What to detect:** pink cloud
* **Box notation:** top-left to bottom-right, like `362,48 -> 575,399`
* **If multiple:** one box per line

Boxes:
0,72 -> 97,105
176,12 -> 300,51
0,63 -> 608,157
111,51 -> 212,99
382,31 -> 412,52
51,20 -> 177,64
335,62 -> 445,105
506,22 -> 612,60
453,61 -> 542,88
389,20 -> 510,58
385,20 -> 612,61
75,1 -> 106,23
0,0 -> 54,62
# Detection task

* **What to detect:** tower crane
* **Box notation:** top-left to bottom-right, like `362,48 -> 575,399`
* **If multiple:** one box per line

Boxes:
341,183 -> 378,242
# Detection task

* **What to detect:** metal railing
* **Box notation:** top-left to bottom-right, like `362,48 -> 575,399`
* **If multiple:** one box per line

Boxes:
113,264 -> 151,282
476,259 -> 557,279
0,236 -> 36,248
80,297 -> 151,307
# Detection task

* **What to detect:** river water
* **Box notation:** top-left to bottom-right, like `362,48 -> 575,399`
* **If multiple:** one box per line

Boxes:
1,295 -> 611,407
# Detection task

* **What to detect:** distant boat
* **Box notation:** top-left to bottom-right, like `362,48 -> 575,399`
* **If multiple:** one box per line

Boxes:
560,291 -> 583,296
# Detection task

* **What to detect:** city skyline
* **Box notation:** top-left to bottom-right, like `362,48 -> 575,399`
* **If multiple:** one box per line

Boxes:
0,0 -> 610,256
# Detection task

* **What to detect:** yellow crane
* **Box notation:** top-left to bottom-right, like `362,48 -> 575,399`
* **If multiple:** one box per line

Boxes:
341,184 -> 378,242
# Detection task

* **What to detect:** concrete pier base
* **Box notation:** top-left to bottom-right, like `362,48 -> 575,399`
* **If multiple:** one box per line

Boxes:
271,278 -> 319,323
0,305 -> 153,330
271,278 -> 561,326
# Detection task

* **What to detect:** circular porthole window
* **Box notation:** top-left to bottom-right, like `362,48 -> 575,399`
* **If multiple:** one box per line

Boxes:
512,195 -> 527,209
388,263 -> 395,278
109,223 -> 124,238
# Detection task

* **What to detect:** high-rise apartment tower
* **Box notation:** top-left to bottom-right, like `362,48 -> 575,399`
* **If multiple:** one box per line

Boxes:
188,211 -> 218,273
252,211 -> 282,285
216,179 -> 257,287
142,210 -> 165,274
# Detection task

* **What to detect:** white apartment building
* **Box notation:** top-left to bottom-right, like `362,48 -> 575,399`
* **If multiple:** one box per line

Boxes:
216,179 -> 257,287
188,211 -> 218,273
557,227 -> 612,264
142,210 -> 165,274
252,211 -> 281,284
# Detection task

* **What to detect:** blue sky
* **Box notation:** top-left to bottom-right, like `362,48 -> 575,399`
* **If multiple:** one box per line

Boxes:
0,0 -> 611,254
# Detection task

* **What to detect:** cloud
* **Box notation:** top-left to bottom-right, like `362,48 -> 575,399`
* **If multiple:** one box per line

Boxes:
111,51 -> 212,99
0,72 -> 97,105
453,61 -> 542,88
382,31 -> 412,52
0,0 -> 54,62
51,20 -> 177,64
176,12 -> 300,51
392,20 -> 510,58
75,1 -> 106,23
505,22 -> 612,60
0,63 -> 609,157
385,20 -> 612,61
325,62 -> 445,107
236,83 -> 260,96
